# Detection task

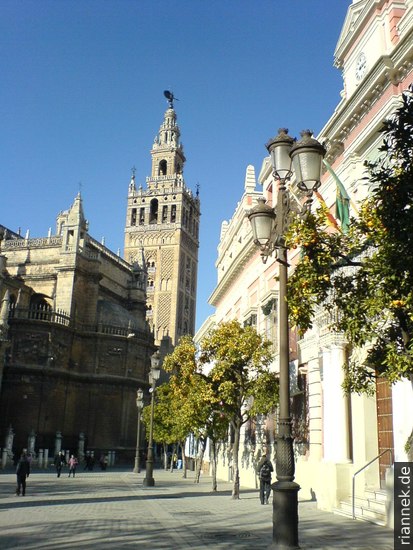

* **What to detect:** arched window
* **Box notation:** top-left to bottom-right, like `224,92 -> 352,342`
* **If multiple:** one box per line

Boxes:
130,208 -> 137,226
171,205 -> 176,223
159,160 -> 167,176
149,199 -> 158,224
139,208 -> 145,225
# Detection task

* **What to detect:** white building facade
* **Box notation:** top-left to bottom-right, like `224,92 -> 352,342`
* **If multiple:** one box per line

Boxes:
197,0 -> 413,523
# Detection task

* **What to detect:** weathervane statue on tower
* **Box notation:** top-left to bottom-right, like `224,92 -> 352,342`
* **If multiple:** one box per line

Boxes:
163,90 -> 178,109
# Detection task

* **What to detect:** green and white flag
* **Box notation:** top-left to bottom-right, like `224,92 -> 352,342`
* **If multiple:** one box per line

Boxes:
323,159 -> 350,233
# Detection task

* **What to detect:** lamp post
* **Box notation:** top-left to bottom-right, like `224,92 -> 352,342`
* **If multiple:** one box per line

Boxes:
133,388 -> 144,473
248,128 -> 325,548
143,350 -> 161,487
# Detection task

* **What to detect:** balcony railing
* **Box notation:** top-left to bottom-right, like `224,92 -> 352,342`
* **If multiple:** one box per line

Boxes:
9,307 -> 151,341
10,306 -> 71,326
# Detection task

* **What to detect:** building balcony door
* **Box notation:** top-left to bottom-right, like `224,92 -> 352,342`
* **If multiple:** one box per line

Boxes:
376,377 -> 394,488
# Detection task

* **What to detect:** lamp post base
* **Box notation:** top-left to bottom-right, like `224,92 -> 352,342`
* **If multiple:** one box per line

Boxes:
142,476 -> 155,487
133,456 -> 140,474
271,480 -> 300,549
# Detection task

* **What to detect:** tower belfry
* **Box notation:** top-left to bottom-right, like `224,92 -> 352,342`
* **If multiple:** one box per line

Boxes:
124,94 -> 200,350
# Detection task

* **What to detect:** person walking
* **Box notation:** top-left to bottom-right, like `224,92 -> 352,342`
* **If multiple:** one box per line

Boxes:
54,450 -> 66,478
15,450 -> 30,496
68,455 -> 78,477
257,451 -> 274,505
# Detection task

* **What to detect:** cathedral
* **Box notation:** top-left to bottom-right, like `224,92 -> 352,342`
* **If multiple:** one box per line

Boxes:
0,94 -> 200,462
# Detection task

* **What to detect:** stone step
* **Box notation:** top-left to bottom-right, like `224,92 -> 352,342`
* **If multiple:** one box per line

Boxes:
352,495 -> 386,514
334,502 -> 386,526
334,487 -> 388,527
364,488 -> 387,503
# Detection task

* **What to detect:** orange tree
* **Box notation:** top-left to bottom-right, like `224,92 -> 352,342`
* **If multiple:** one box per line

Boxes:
162,335 -> 229,489
285,84 -> 413,394
199,320 -> 278,500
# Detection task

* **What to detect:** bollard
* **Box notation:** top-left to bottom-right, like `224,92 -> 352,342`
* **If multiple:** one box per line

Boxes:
1,448 -> 7,469
44,449 -> 49,469
38,449 -> 44,469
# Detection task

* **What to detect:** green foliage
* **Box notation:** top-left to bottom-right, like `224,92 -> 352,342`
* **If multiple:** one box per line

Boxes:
286,84 -> 413,393
199,320 -> 277,423
142,383 -> 178,445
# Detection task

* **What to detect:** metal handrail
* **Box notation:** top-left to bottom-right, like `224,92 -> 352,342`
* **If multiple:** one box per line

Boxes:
352,448 -> 393,519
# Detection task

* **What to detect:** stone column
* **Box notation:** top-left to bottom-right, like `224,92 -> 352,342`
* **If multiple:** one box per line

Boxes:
44,448 -> 49,469
5,425 -> 14,464
38,449 -> 44,468
27,429 -> 36,456
2,448 -> 8,469
322,342 -> 351,462
78,432 -> 85,462
54,431 -> 62,457
307,356 -> 323,460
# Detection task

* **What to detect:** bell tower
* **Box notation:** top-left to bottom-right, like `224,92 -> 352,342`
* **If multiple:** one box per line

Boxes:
124,93 -> 200,350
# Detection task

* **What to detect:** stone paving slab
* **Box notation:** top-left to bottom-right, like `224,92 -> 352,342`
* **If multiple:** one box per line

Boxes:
0,467 -> 394,549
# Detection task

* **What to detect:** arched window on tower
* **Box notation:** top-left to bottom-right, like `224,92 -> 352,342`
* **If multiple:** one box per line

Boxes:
130,208 -> 137,226
159,160 -> 167,176
171,205 -> 176,223
139,207 -> 145,225
162,205 -> 168,223
149,199 -> 158,224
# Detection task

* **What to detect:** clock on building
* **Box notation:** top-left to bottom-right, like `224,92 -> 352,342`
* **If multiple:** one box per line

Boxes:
355,52 -> 367,81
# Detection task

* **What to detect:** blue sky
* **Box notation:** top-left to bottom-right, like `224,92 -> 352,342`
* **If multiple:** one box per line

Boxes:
1,0 -> 350,330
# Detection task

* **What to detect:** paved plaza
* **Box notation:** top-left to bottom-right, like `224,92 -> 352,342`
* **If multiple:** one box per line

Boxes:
0,466 -> 394,549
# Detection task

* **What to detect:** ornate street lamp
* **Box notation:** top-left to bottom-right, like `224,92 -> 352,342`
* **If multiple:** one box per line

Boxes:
248,128 -> 325,549
133,388 -> 144,473
143,350 -> 161,487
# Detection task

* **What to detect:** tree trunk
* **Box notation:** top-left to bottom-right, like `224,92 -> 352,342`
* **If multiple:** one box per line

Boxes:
180,442 -> 187,479
194,438 -> 206,484
211,439 -> 218,492
169,443 -> 176,473
163,444 -> 168,470
231,421 -> 241,499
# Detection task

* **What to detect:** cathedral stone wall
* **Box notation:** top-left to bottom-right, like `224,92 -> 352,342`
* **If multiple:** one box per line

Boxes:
0,194 -> 154,462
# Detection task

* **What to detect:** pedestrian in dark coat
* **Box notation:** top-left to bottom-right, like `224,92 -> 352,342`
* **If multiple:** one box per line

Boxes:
16,451 -> 30,496
54,451 -> 66,477
257,452 -> 274,505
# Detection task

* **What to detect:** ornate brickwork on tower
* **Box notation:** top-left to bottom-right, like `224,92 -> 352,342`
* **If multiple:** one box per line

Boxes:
124,95 -> 200,350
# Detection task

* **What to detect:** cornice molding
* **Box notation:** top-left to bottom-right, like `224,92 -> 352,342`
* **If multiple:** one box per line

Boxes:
209,237 -> 257,307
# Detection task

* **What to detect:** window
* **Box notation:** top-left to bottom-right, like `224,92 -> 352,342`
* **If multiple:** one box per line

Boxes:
159,160 -> 167,176
139,208 -> 145,225
149,199 -> 158,224
131,208 -> 137,226
162,205 -> 168,223
244,314 -> 257,327
171,205 -> 176,223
